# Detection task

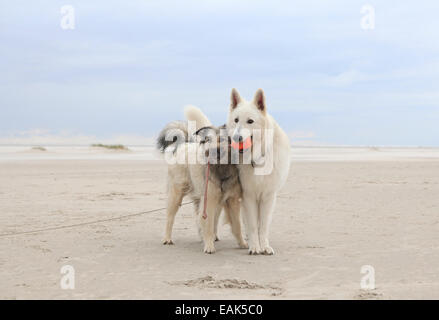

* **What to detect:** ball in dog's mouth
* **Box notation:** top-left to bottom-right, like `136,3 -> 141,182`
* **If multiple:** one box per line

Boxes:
231,136 -> 252,153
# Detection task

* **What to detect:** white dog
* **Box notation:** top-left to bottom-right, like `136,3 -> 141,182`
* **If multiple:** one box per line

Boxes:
227,88 -> 291,255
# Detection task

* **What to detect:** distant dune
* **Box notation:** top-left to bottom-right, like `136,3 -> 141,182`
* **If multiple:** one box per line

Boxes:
91,144 -> 130,151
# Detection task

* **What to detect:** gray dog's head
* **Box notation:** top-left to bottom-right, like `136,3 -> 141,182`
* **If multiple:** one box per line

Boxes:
194,125 -> 230,163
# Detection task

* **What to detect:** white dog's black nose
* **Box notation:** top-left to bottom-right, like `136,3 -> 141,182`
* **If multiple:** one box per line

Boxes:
232,134 -> 243,143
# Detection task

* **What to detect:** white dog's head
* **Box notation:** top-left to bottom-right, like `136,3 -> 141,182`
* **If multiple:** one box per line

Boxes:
227,88 -> 267,154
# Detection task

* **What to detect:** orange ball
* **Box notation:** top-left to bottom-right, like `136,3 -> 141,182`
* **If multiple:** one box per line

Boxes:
231,136 -> 252,150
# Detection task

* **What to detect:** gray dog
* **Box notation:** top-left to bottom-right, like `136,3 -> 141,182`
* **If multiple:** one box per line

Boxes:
156,106 -> 247,253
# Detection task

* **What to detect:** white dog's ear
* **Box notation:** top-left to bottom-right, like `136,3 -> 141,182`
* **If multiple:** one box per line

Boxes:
253,89 -> 266,113
230,88 -> 242,110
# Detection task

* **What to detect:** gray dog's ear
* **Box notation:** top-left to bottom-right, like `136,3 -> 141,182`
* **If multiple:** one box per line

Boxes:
194,126 -> 214,139
253,88 -> 266,113
194,126 -> 212,136
231,88 -> 242,110
194,126 -> 215,144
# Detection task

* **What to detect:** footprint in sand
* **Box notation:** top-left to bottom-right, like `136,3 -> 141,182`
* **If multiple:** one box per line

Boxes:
168,275 -> 283,296
354,289 -> 384,300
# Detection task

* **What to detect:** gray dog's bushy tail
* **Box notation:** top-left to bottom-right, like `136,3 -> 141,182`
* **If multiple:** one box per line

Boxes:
156,121 -> 188,153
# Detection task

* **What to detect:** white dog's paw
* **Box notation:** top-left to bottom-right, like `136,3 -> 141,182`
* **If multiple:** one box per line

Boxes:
203,242 -> 216,254
248,248 -> 260,255
261,245 -> 275,255
163,239 -> 174,245
248,243 -> 261,255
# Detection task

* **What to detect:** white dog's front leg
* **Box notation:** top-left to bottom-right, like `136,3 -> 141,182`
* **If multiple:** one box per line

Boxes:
258,193 -> 276,255
241,193 -> 261,254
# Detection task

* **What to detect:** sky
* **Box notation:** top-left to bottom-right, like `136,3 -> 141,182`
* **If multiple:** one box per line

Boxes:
1,0 -> 438,146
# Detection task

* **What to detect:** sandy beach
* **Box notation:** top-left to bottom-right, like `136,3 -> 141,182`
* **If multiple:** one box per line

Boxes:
0,146 -> 438,299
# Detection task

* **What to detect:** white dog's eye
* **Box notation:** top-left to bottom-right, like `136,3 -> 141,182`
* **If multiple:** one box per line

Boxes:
247,119 -> 254,124
234,118 -> 239,123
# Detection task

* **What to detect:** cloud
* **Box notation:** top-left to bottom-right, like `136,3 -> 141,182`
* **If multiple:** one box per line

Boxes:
1,1 -> 439,146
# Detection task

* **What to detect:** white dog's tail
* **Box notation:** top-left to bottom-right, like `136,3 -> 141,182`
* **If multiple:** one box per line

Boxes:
184,105 -> 211,130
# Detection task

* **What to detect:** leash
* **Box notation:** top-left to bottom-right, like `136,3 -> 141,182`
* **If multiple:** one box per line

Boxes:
0,201 -> 194,238
202,161 -> 210,219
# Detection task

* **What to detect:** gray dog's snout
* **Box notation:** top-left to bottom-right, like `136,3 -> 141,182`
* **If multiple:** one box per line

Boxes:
232,134 -> 243,143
